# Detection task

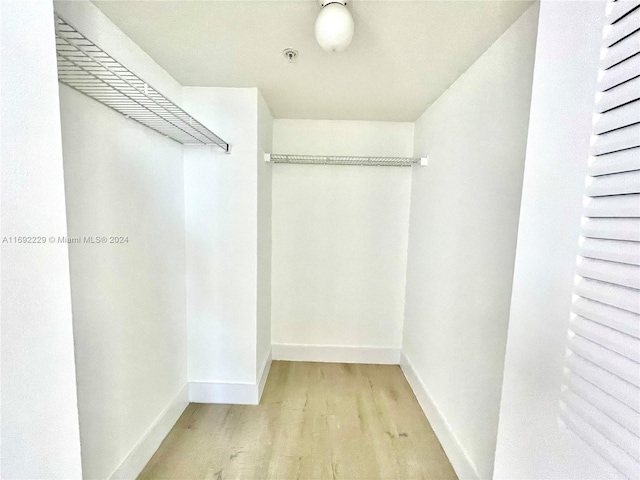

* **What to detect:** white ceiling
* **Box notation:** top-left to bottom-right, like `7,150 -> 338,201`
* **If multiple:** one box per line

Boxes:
92,0 -> 533,121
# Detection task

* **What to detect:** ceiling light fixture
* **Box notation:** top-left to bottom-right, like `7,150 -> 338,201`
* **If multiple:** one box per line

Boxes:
315,0 -> 355,53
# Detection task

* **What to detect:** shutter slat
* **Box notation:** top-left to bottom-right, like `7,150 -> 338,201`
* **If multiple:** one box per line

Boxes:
570,314 -> 640,361
573,296 -> 640,337
590,123 -> 640,156
585,169 -> 640,196
595,76 -> 640,113
593,100 -> 640,134
606,0 -> 640,25
580,237 -> 640,266
562,391 -> 640,461
561,405 -> 640,479
565,3 -> 640,470
577,258 -> 640,289
588,147 -> 640,176
598,54 -> 640,92
566,372 -> 640,436
603,7 -> 640,47
583,193 -> 640,217
600,30 -> 640,70
577,257 -> 640,289
581,217 -> 640,241
568,334 -> 640,386
567,353 -> 640,411
574,277 -> 640,314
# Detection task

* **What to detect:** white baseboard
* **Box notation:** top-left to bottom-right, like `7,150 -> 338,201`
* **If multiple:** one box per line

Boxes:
272,343 -> 401,364
109,384 -> 189,480
190,349 -> 272,405
400,352 -> 480,480
189,381 -> 260,405
257,349 -> 272,402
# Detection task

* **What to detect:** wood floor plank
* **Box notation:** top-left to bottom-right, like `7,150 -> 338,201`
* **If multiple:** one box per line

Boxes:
138,362 -> 457,480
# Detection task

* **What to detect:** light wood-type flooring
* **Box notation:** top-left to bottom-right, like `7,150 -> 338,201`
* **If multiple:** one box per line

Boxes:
139,361 -> 457,480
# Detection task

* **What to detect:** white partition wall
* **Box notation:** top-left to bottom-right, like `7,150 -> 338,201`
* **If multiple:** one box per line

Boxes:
184,87 -> 273,405
257,95 -> 274,379
401,5 -> 539,479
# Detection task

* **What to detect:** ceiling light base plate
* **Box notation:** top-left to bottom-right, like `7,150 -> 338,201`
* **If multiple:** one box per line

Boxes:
319,0 -> 347,7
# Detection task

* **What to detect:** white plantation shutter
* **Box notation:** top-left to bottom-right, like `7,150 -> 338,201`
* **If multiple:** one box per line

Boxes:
561,1 -> 640,478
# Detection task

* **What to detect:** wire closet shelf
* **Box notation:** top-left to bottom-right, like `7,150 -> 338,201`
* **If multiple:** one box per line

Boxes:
54,14 -> 230,152
265,154 -> 426,167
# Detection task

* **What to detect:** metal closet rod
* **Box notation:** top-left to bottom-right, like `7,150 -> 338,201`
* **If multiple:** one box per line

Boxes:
265,154 -> 428,167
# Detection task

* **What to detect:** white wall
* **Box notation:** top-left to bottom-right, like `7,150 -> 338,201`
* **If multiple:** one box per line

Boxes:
401,5 -> 539,479
184,87 -> 270,403
0,1 -> 83,478
55,2 -> 188,479
271,120 -> 413,363
257,94 -> 274,377
494,1 -> 622,478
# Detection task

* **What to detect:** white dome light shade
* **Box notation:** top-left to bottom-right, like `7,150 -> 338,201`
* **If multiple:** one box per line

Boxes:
315,2 -> 354,53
